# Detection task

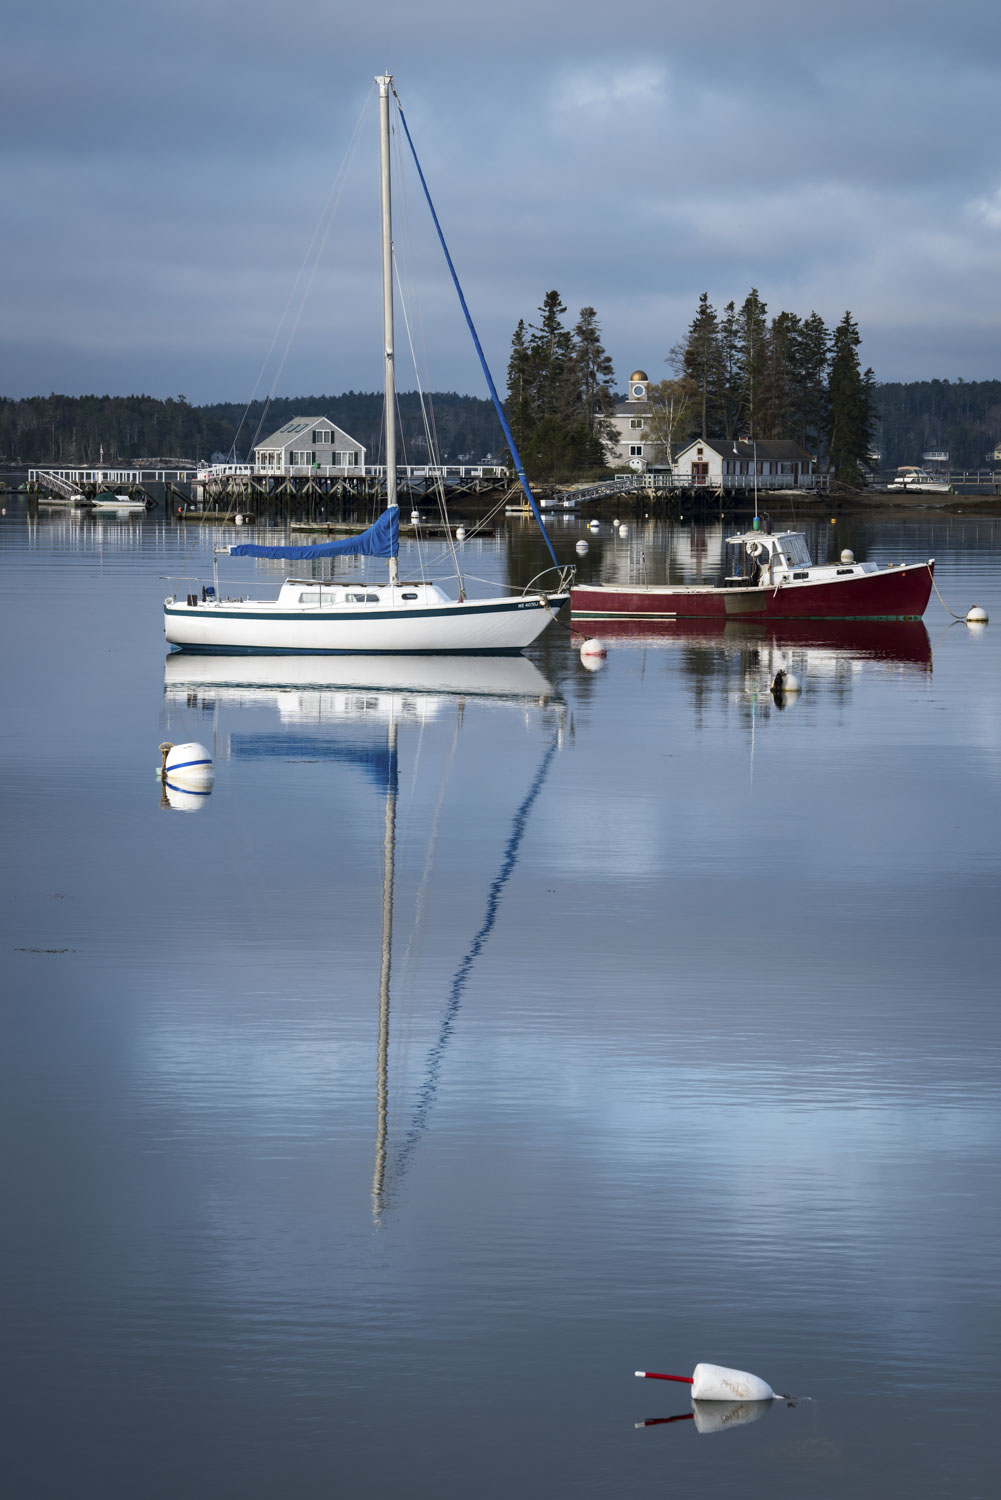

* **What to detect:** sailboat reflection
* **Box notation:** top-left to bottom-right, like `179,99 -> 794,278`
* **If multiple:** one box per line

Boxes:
162,653 -> 565,1219
637,1398 -> 774,1436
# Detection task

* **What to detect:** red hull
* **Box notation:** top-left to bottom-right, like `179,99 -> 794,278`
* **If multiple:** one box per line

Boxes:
570,562 -> 934,622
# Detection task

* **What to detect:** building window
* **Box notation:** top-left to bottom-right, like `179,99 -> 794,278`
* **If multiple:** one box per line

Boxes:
629,418 -> 643,430
629,445 -> 643,457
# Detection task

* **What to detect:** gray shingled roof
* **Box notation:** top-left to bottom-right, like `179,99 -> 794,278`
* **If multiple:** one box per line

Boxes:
682,438 -> 814,462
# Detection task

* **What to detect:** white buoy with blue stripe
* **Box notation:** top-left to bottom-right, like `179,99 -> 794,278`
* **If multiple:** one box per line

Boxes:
162,741 -> 214,791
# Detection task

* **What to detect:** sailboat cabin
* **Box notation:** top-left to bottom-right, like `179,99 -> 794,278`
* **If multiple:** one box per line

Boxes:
254,416 -> 366,475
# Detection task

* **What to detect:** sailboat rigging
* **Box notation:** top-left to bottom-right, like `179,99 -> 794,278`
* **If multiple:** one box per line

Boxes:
164,74 -> 572,656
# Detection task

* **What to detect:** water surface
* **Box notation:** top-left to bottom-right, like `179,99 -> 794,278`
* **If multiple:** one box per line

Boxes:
2,505 -> 999,1498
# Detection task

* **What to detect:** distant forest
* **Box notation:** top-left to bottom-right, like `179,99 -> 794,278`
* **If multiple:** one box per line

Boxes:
0,392 -> 504,467
2,380 -> 1001,472
875,380 -> 1001,469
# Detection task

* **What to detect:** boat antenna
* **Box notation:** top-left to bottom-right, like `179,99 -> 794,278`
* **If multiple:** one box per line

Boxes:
377,73 -> 400,587
752,436 -> 759,530
390,83 -> 560,570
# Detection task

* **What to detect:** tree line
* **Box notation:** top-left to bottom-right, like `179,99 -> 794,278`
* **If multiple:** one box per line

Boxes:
505,293 -> 617,481
504,289 -> 880,485
874,379 -> 1001,470
660,291 -> 876,486
0,392 -> 504,467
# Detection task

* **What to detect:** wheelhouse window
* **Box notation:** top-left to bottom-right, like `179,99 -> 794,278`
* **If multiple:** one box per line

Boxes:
782,534 -> 812,566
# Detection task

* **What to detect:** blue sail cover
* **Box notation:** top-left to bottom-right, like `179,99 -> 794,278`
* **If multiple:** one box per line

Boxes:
229,507 -> 399,560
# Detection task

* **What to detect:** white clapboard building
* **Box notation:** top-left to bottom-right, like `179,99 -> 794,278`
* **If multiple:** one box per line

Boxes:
672,438 -> 817,490
254,416 -> 366,475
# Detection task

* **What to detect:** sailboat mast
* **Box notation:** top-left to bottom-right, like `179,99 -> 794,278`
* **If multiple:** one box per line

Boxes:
377,72 -> 400,588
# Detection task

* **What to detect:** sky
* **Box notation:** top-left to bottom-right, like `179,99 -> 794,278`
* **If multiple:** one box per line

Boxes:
4,0 -> 1001,404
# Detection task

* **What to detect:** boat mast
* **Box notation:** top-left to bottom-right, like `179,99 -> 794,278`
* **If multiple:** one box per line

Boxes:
378,72 -> 400,588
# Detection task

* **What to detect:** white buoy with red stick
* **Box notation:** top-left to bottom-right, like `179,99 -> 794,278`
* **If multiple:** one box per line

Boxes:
635,1362 -> 776,1402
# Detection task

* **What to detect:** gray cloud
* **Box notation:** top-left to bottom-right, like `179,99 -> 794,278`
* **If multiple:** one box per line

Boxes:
4,1 -> 1001,401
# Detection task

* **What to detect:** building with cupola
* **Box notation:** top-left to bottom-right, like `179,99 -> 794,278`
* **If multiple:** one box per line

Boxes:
604,371 -> 665,471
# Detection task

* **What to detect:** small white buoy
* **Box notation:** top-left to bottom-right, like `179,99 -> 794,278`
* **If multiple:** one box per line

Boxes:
966,606 -> 989,624
234,513 -> 244,525
575,540 -> 589,556
410,510 -> 420,524
618,524 -> 629,538
456,526 -> 466,541
840,548 -> 854,564
164,741 -> 214,791
635,1362 -> 775,1403
588,519 -> 600,531
612,517 -> 619,527
579,638 -> 607,671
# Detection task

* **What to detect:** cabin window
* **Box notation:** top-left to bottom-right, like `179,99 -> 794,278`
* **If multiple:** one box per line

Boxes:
402,592 -> 418,600
782,534 -> 812,566
346,593 -> 367,602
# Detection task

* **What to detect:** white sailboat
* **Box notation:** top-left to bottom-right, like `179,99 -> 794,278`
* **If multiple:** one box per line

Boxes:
164,74 -> 572,656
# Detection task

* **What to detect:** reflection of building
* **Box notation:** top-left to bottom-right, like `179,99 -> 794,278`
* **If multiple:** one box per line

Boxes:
254,415 -> 366,476
673,438 -> 817,490
605,371 -> 662,471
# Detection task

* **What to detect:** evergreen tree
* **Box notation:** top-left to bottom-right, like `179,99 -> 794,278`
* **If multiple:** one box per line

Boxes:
504,293 -> 614,479
505,318 -> 534,455
734,289 -> 768,438
827,311 -> 874,486
527,290 -> 573,423
759,310 -> 801,440
791,312 -> 830,457
569,306 -> 616,461
682,293 -> 726,436
718,301 -> 742,439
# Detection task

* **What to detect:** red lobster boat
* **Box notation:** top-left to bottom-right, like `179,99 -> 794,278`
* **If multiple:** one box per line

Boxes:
570,529 -> 935,622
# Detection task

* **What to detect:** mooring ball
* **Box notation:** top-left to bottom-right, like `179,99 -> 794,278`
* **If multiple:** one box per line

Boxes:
840,548 -> 855,564
165,742 -> 214,788
410,511 -> 420,523
575,540 -> 589,555
691,1363 -> 775,1403
966,606 -> 989,624
456,526 -> 466,540
234,513 -> 244,525
579,638 -> 607,660
780,671 -> 802,693
588,519 -> 600,531
618,525 -> 629,537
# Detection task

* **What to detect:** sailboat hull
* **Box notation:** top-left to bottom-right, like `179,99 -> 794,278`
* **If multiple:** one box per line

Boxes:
164,592 -> 568,654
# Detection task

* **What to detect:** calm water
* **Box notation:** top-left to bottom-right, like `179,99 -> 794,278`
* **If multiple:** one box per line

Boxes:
2,503 -> 1000,1499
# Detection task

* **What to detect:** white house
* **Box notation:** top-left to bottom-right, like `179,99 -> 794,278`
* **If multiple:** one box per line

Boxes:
604,370 -> 664,471
254,416 -> 366,476
673,438 -> 817,489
